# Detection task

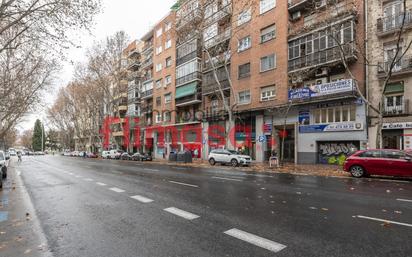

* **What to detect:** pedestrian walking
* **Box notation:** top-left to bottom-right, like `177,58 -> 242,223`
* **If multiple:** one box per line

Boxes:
269,149 -> 278,168
17,151 -> 22,163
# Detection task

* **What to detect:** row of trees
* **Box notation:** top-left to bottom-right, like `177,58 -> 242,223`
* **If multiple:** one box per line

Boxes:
0,0 -> 101,141
48,31 -> 130,150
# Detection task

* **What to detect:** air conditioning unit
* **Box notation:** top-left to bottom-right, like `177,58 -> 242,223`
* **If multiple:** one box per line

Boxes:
291,75 -> 303,84
315,0 -> 327,9
315,68 -> 329,77
291,11 -> 301,21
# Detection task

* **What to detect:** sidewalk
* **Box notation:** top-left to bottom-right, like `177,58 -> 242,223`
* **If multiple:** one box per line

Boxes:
129,158 -> 349,178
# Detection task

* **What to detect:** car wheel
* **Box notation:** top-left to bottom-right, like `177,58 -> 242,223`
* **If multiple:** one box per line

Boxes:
209,158 -> 216,166
231,159 -> 238,167
350,165 -> 365,178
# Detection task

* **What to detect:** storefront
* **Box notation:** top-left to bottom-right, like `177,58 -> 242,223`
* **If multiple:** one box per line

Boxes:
382,122 -> 412,150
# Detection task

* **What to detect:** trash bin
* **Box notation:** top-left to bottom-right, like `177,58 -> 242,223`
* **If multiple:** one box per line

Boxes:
184,151 -> 193,163
177,152 -> 185,163
169,153 -> 177,162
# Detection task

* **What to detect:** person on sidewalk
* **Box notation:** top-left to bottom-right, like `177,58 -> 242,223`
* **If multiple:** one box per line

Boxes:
269,149 -> 278,168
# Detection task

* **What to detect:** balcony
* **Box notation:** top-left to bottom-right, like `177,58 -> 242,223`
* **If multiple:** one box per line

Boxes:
177,50 -> 199,66
128,48 -> 139,58
288,79 -> 357,103
141,89 -> 153,99
383,100 -> 410,117
204,28 -> 231,49
203,52 -> 230,71
176,71 -> 202,87
141,57 -> 153,69
176,93 -> 202,107
288,43 -> 356,73
176,9 -> 202,30
128,60 -> 140,71
204,4 -> 232,27
142,42 -> 153,55
128,71 -> 140,81
377,10 -> 412,37
288,0 -> 310,12
202,68 -> 230,95
377,56 -> 412,78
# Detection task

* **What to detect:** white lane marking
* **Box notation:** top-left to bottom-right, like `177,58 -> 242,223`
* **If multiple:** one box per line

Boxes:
75,175 -> 81,178
224,228 -> 286,253
356,215 -> 412,228
168,180 -> 199,188
130,195 -> 154,203
377,179 -> 410,183
144,168 -> 160,172
163,207 -> 199,220
109,187 -> 125,193
212,176 -> 243,182
84,178 -> 93,181
69,173 -> 74,175
397,198 -> 412,203
96,182 -> 106,186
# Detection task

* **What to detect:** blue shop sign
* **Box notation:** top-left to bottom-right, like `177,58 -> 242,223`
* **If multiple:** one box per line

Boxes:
289,79 -> 354,101
299,122 -> 364,133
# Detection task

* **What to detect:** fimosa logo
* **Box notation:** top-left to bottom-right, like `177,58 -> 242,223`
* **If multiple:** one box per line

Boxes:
100,116 -> 256,150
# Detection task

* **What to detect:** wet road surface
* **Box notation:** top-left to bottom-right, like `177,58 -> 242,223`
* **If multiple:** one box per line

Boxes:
2,155 -> 412,257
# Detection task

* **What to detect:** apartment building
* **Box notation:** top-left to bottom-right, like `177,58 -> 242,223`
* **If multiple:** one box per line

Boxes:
151,12 -> 177,159
367,0 -> 412,151
287,0 -> 368,164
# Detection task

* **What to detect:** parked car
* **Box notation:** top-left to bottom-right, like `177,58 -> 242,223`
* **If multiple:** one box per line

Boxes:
131,153 -> 152,161
208,149 -> 252,167
108,150 -> 123,159
343,149 -> 412,178
86,152 -> 98,158
8,148 -> 16,156
101,151 -> 110,159
63,151 -> 71,156
120,152 -> 132,160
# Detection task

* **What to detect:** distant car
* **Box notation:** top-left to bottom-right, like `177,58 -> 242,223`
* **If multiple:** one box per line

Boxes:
101,151 -> 110,159
63,151 -> 71,156
107,150 -> 123,159
343,149 -> 412,178
86,152 -> 98,158
8,148 -> 16,156
5,151 -> 10,160
120,153 -> 132,160
208,149 -> 252,167
71,151 -> 79,157
131,153 -> 152,161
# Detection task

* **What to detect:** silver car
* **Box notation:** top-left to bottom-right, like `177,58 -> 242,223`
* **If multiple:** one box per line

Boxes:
208,149 -> 251,167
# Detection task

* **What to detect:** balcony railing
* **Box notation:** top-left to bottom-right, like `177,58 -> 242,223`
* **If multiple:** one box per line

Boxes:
377,56 -> 412,77
377,10 -> 412,35
204,4 -> 232,26
141,89 -> 153,99
383,99 -> 410,117
176,9 -> 202,30
203,78 -> 230,96
177,50 -> 199,66
288,44 -> 356,72
141,57 -> 153,69
204,28 -> 231,49
176,71 -> 202,86
175,93 -> 202,107
288,0 -> 310,12
142,43 -> 153,54
128,60 -> 140,70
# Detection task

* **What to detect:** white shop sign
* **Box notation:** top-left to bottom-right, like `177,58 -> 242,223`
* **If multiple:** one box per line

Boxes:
382,122 -> 412,130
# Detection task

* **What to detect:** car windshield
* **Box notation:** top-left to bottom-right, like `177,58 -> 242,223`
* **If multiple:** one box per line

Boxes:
228,150 -> 239,154
0,153 -> 4,161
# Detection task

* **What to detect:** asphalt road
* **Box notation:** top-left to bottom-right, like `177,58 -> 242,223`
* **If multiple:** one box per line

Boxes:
2,155 -> 412,257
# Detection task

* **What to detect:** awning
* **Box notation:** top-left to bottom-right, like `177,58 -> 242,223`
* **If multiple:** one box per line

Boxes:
175,82 -> 197,99
384,83 -> 404,94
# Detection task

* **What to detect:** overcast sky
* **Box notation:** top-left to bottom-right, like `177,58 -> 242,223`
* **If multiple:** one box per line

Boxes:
18,0 -> 177,132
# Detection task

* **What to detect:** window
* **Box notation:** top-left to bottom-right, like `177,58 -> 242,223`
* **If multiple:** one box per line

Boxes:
156,45 -> 163,55
260,0 -> 276,14
165,57 -> 172,67
156,96 -> 161,106
165,22 -> 172,31
176,59 -> 201,79
156,28 -> 163,37
260,86 -> 276,101
204,23 -> 218,41
155,63 -> 162,72
238,63 -> 250,78
260,54 -> 276,72
383,150 -> 405,159
260,24 -> 276,43
165,39 -> 172,49
359,151 -> 381,158
237,8 -> 251,26
238,90 -> 251,104
155,113 -> 162,123
312,105 -> 357,124
211,99 -> 219,112
165,93 -> 172,103
156,79 -> 163,88
238,36 -> 251,52
164,111 -> 171,122
165,75 -> 172,85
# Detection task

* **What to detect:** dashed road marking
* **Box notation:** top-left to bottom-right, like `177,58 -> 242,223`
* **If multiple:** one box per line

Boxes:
144,168 -> 160,172
212,176 -> 243,182
164,207 -> 199,220
356,215 -> 412,228
109,187 -> 125,193
69,173 -> 74,175
224,228 -> 286,253
130,195 -> 153,203
84,178 -> 93,181
397,198 -> 412,203
168,180 -> 199,188
96,182 -> 107,186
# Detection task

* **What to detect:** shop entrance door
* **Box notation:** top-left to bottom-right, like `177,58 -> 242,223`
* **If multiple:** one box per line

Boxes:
383,129 -> 403,149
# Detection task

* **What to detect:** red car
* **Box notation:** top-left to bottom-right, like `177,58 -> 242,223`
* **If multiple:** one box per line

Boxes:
343,149 -> 412,178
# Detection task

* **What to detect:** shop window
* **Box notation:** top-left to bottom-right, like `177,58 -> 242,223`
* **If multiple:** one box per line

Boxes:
312,105 -> 356,124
